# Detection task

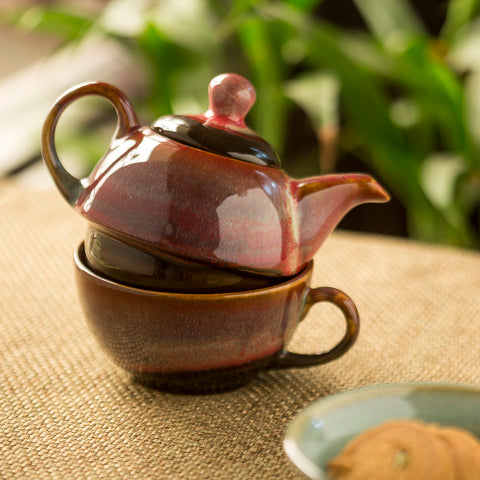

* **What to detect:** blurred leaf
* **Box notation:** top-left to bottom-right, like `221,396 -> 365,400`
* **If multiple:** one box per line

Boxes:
285,72 -> 340,172
421,152 -> 466,209
99,0 -> 152,38
393,40 -> 475,163
283,0 -> 322,12
353,0 -> 425,52
447,17 -> 480,71
285,72 -> 340,129
305,25 -> 419,187
441,0 -> 480,40
238,14 -> 290,152
136,23 -> 175,116
102,0 -> 220,54
13,5 -> 93,43
335,31 -> 395,76
151,0 -> 219,55
408,201 -> 474,246
465,71 -> 480,150
136,23 -> 214,118
213,0 -> 264,40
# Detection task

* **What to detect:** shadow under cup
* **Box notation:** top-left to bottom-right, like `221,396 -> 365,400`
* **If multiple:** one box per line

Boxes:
74,243 -> 360,393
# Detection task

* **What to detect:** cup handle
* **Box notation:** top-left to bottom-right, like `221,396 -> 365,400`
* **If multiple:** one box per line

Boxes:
270,287 -> 360,369
41,82 -> 139,206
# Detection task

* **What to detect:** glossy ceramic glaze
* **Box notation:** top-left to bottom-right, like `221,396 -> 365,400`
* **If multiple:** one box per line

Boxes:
43,74 -> 390,277
84,226 -> 281,292
74,243 -> 360,393
284,383 -> 480,479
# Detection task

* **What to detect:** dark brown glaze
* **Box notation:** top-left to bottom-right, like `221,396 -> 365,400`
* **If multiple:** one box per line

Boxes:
152,115 -> 280,167
84,227 -> 282,293
74,243 -> 360,393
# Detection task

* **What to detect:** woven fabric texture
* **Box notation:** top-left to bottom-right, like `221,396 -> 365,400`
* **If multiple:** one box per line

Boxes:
1,179 -> 480,479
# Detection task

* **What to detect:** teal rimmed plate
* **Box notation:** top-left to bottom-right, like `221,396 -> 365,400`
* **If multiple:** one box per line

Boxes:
284,383 -> 480,479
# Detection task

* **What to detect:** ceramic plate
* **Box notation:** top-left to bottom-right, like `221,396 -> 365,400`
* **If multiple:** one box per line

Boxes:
284,383 -> 480,479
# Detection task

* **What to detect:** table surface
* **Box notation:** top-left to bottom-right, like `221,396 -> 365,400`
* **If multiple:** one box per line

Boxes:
1,179 -> 480,479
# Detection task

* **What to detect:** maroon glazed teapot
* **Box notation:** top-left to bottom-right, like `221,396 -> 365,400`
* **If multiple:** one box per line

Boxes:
42,73 -> 389,277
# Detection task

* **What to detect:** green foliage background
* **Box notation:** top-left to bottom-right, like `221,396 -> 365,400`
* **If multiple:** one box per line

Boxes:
5,0 -> 480,247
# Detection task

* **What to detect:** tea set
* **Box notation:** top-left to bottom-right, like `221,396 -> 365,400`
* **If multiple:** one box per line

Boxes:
42,73 -> 389,393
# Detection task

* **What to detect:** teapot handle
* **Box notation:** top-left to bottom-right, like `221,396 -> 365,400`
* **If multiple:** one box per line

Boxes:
270,287 -> 360,369
41,82 -> 139,206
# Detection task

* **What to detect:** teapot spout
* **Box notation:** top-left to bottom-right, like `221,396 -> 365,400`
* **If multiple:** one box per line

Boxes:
291,173 -> 390,267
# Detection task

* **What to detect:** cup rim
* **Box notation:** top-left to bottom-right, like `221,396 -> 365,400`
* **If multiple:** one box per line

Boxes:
74,242 -> 313,299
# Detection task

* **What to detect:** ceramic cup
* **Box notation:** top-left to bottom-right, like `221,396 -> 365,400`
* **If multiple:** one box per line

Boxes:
74,242 -> 360,393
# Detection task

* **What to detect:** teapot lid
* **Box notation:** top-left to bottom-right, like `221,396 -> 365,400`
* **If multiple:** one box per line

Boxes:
151,73 -> 280,167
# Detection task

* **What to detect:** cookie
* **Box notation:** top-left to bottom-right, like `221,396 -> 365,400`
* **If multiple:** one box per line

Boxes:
431,426 -> 480,480
327,420 -> 456,479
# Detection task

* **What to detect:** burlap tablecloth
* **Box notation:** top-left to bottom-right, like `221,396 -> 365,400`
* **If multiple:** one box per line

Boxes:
1,179 -> 479,479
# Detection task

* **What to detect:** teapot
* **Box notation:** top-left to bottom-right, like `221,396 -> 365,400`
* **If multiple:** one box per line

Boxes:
42,73 -> 389,277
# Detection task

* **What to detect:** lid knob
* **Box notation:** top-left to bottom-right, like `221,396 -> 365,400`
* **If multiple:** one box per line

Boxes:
151,73 -> 280,167
205,74 -> 256,130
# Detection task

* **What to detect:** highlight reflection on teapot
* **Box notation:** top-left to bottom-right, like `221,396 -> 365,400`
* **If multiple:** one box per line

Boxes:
42,73 -> 390,278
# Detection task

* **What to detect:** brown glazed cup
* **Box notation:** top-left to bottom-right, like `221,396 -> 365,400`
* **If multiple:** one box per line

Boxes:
74,243 -> 360,393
